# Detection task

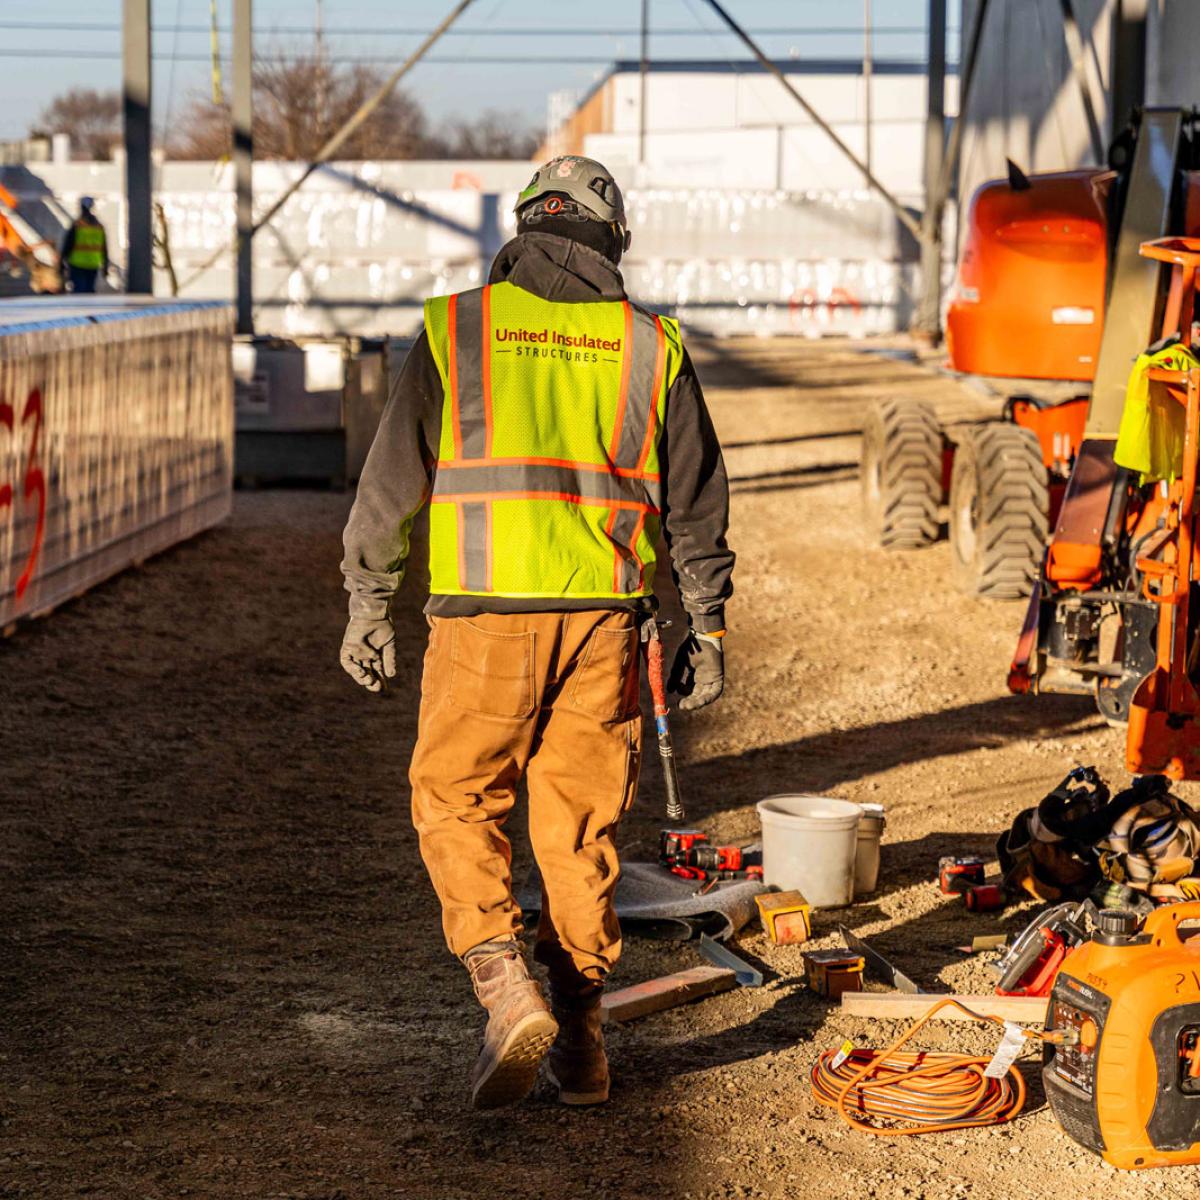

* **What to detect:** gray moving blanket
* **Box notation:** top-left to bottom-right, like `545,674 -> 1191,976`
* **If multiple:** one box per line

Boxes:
518,860 -> 765,943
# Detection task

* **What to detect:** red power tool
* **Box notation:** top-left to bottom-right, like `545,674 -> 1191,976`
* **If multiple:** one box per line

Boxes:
938,856 -> 986,894
992,899 -> 1097,997
659,829 -> 763,882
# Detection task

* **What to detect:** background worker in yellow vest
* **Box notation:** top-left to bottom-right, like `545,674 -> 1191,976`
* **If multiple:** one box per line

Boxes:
340,157 -> 734,1111
59,197 -> 108,294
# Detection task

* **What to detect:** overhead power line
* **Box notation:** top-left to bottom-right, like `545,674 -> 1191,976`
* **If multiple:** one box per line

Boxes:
0,21 -> 947,38
0,48 -> 935,65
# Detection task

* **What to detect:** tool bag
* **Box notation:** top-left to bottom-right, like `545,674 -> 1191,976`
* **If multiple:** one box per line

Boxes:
999,770 -> 1200,901
996,768 -> 1109,901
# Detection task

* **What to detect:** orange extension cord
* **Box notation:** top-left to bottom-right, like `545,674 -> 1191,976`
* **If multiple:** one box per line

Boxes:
810,998 -> 1058,1136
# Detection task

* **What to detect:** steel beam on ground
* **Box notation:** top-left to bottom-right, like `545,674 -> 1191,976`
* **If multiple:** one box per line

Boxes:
123,0 -> 153,293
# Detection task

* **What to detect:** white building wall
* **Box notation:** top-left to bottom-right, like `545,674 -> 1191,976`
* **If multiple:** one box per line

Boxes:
3,160 -> 919,339
586,68 -> 958,202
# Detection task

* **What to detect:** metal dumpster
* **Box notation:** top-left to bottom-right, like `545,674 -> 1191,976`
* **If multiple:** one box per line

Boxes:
232,335 -> 389,488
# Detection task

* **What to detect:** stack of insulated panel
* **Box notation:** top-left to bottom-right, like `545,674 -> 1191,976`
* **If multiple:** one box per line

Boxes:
0,296 -> 234,628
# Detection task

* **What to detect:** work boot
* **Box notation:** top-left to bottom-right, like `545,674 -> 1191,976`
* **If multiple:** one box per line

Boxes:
464,940 -> 558,1110
546,989 -> 610,1106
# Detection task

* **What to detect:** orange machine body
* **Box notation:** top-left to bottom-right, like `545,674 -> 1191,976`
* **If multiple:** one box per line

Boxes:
1008,396 -> 1090,472
1044,903 -> 1200,1169
0,182 -> 28,265
1009,236 -> 1200,769
947,170 -> 1111,382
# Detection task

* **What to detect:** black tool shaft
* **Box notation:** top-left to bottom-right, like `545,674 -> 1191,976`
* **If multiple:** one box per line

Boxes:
643,625 -> 684,822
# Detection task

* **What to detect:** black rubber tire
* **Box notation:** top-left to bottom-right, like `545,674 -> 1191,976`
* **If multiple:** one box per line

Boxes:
949,422 -> 1049,599
860,398 -> 943,550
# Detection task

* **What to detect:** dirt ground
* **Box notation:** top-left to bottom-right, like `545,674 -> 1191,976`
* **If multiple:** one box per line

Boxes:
3,335 -> 1199,1199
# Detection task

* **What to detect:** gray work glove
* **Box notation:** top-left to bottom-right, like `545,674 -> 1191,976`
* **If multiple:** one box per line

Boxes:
668,628 -> 725,712
339,616 -> 397,693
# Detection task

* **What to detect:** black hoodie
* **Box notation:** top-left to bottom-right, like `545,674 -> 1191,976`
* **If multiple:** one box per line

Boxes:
340,232 -> 734,632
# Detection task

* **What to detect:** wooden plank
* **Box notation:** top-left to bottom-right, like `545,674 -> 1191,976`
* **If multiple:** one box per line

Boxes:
841,992 -> 1049,1023
600,966 -> 738,1025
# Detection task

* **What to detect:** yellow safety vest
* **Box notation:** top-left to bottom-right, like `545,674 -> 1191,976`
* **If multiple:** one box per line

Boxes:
67,221 -> 106,271
423,280 -> 683,599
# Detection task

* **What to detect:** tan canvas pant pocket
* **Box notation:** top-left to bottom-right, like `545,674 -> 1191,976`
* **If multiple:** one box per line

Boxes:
568,620 -> 639,722
449,618 -> 535,718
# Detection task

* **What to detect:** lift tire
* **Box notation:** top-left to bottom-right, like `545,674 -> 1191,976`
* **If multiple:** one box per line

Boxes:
860,398 -> 943,550
949,422 -> 1049,599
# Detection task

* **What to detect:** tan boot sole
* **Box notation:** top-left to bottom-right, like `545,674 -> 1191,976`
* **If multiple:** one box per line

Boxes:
471,1010 -> 559,1110
545,1062 -> 610,1106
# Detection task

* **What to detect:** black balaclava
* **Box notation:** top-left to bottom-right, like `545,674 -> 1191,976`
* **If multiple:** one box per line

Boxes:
516,193 -> 624,264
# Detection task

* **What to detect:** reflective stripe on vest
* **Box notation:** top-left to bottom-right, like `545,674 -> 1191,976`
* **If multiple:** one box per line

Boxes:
423,281 -> 682,600
67,222 -> 105,271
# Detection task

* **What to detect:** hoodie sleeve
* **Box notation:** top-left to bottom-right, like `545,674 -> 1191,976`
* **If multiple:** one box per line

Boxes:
340,332 -> 443,620
659,348 -> 734,632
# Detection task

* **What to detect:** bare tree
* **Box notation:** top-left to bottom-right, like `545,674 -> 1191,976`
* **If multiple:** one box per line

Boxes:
425,112 -> 540,160
34,89 -> 122,160
171,52 -> 428,161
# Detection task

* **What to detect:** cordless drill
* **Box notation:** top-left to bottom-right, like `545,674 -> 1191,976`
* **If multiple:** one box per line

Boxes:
659,828 -> 763,881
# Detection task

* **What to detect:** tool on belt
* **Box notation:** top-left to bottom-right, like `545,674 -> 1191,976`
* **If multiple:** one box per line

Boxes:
991,899 -> 1096,997
641,618 -> 684,822
658,828 -> 763,882
1044,902 -> 1200,1169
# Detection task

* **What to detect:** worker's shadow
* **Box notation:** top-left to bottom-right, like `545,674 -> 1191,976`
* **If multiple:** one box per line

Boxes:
642,691 -> 1101,833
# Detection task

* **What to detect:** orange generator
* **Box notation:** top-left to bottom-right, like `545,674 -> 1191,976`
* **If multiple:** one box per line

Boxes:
1044,903 -> 1200,1169
861,108 -> 1200,600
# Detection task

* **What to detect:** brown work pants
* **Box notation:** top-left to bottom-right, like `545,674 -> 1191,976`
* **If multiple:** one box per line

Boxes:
409,609 -> 642,996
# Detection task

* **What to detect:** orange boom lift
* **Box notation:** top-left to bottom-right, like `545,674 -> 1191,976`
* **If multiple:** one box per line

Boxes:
861,109 -> 1200,600
0,182 -> 60,293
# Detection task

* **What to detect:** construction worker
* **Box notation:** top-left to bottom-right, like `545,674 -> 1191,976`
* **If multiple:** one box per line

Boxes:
339,156 -> 733,1110
60,197 -> 107,294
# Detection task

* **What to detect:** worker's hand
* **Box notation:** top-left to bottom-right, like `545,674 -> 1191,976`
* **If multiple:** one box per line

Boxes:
668,628 -> 725,712
340,616 -> 397,692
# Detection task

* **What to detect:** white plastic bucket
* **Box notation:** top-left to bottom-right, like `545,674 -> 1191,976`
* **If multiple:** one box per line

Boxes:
854,803 -> 887,896
756,794 -> 864,907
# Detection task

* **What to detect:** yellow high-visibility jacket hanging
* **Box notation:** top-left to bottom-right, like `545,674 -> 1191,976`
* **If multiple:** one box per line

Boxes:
423,280 -> 683,600
1114,341 -> 1200,484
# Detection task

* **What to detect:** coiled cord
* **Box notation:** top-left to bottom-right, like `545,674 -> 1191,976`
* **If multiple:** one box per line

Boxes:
810,998 -> 1041,1136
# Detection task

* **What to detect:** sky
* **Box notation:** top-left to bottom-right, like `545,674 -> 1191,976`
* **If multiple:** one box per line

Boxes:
0,0 -> 958,143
